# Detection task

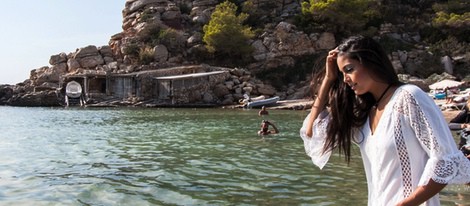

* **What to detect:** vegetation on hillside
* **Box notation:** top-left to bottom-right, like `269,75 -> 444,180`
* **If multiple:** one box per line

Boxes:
297,0 -> 468,43
298,0 -> 379,37
429,0 -> 470,54
203,1 -> 254,65
123,0 -> 469,81
292,0 -> 469,79
123,9 -> 186,65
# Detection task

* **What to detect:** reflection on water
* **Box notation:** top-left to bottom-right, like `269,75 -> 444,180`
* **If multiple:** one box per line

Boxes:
0,106 -> 468,205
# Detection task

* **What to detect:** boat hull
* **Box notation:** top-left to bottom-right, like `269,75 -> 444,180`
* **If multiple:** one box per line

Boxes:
246,96 -> 280,108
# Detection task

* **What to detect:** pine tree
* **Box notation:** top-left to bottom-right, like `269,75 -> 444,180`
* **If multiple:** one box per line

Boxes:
203,1 -> 254,60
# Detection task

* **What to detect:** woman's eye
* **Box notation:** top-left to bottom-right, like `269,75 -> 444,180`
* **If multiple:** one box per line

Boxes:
344,65 -> 354,73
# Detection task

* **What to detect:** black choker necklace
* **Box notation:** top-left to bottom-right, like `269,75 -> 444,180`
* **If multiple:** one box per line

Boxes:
374,84 -> 392,108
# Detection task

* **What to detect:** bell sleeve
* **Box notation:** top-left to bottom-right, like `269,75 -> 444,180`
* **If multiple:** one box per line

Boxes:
299,110 -> 332,169
402,86 -> 470,186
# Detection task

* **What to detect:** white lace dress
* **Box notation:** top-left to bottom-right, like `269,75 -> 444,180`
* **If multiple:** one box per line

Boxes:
300,84 -> 470,206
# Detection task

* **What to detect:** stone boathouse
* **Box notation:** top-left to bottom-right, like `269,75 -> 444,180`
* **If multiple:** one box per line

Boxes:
60,65 -> 230,107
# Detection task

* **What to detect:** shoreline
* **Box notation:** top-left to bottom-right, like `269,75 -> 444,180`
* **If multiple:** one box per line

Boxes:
250,98 -> 461,122
1,98 -> 462,122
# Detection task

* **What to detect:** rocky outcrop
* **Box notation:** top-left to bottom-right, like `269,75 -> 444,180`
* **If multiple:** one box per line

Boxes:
1,44 -> 122,106
110,0 -> 333,72
0,82 -> 60,107
216,68 -> 279,105
27,45 -> 118,88
248,23 -> 335,72
8,90 -> 61,107
0,85 -> 14,105
3,1 -> 468,107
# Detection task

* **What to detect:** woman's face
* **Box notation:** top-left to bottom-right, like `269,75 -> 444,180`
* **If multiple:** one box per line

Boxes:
336,55 -> 375,95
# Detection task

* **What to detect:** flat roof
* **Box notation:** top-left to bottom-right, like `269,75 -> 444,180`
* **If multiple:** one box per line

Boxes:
62,73 -> 107,78
154,71 -> 227,80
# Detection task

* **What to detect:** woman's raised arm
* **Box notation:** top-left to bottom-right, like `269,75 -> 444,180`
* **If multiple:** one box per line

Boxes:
305,49 -> 338,137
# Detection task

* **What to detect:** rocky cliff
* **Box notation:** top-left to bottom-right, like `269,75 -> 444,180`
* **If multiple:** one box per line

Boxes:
0,0 -> 468,107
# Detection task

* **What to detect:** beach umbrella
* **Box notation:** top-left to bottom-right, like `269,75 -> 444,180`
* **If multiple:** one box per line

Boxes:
429,79 -> 464,90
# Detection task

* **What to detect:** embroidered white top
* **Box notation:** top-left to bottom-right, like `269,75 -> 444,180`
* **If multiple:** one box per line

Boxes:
300,84 -> 470,206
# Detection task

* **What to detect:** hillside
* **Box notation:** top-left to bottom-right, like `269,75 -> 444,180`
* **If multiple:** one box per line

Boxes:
110,0 -> 469,82
0,0 -> 469,107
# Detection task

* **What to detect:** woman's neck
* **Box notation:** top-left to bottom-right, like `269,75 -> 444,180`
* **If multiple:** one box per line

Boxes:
373,84 -> 392,108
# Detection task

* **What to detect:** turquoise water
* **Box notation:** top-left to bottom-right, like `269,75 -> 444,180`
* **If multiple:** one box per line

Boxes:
0,106 -> 468,205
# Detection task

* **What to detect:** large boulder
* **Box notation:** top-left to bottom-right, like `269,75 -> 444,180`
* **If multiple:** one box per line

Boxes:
49,53 -> 68,65
154,45 -> 169,62
67,58 -> 81,73
315,32 -> 336,50
257,84 -> 277,96
31,63 -> 67,85
213,84 -> 230,98
0,85 -> 13,105
73,45 -> 105,68
8,91 -> 60,107
78,56 -> 105,68
126,0 -> 166,14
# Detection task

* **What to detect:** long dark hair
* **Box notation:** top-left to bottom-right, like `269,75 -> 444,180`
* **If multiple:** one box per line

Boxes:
312,35 -> 402,162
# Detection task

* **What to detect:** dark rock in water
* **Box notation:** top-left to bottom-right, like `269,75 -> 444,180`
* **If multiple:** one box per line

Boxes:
8,91 -> 61,107
0,85 -> 14,105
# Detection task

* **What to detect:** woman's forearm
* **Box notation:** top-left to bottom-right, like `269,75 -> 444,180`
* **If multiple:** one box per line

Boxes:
312,79 -> 334,114
305,79 -> 334,137
306,48 -> 338,137
396,179 -> 446,206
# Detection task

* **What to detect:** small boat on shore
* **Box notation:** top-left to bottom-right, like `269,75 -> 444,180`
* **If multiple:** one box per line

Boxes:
65,81 -> 82,98
65,81 -> 85,107
246,96 -> 280,109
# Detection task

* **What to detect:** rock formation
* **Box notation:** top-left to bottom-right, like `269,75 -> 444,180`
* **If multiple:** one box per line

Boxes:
1,0 -> 468,107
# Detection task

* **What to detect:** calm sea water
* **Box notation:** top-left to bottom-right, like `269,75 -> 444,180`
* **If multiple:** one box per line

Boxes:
0,106 -> 468,206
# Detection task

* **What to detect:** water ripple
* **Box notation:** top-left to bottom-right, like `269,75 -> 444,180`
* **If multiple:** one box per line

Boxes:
0,106 -> 467,205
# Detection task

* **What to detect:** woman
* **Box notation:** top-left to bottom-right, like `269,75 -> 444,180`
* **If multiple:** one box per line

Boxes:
300,35 -> 470,205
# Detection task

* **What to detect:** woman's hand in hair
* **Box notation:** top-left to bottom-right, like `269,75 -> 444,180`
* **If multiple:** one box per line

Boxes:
325,48 -> 339,82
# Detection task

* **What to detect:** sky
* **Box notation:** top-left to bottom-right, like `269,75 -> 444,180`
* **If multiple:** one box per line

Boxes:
0,1 -> 125,84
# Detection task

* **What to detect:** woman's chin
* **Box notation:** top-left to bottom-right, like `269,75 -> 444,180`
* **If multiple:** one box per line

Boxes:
353,89 -> 366,95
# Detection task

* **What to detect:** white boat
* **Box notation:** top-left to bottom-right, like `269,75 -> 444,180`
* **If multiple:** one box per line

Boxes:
246,96 -> 280,108
65,81 -> 85,107
66,81 -> 82,98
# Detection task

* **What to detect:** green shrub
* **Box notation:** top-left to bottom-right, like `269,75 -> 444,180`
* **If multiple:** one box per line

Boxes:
299,0 -> 379,36
203,1 -> 254,61
157,28 -> 185,51
139,47 -> 154,65
136,22 -> 185,51
433,12 -> 470,28
123,43 -> 140,57
140,8 -> 154,23
136,23 -> 162,44
242,0 -> 278,27
429,36 -> 470,56
432,0 -> 470,42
